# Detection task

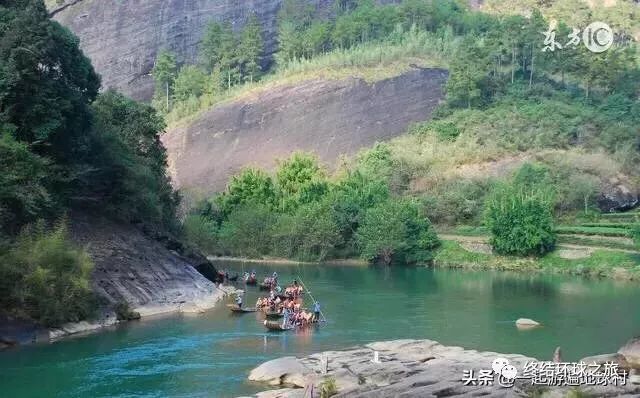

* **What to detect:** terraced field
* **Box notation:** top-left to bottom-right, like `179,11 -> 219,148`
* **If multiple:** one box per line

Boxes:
439,209 -> 640,260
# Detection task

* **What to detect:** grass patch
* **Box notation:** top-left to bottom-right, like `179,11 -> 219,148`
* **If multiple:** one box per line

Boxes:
434,240 -> 640,279
579,222 -> 635,228
434,240 -> 540,271
600,213 -> 640,221
557,236 -> 637,251
555,226 -> 631,237
442,225 -> 488,236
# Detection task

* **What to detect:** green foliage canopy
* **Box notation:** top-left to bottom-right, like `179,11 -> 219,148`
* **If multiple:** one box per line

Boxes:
356,198 -> 440,265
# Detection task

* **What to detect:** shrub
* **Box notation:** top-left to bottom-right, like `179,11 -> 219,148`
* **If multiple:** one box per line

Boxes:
356,198 -> 440,265
114,302 -> 141,321
327,171 -> 389,252
0,222 -> 97,326
484,184 -> 556,256
421,179 -> 492,225
411,120 -> 461,141
320,377 -> 338,398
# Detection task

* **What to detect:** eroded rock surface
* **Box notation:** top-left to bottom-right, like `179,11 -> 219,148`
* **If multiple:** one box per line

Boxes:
70,212 -> 233,317
163,68 -> 448,194
244,339 -> 640,398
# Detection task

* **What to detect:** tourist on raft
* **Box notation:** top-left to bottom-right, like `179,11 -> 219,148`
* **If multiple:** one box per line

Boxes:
235,293 -> 243,309
313,301 -> 321,322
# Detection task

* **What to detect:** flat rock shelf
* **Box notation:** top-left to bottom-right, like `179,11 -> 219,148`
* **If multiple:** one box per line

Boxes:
243,339 -> 640,397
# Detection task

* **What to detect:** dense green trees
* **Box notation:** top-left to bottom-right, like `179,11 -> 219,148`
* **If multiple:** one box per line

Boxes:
0,0 -> 100,165
276,152 -> 328,211
165,0 -> 639,129
88,91 -> 179,227
0,133 -> 51,238
356,198 -> 439,265
215,168 -> 277,217
184,151 -> 439,264
0,0 -> 180,326
152,14 -> 265,114
199,16 -> 264,86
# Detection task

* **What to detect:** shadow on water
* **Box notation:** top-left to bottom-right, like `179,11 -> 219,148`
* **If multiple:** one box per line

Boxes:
490,273 -> 558,301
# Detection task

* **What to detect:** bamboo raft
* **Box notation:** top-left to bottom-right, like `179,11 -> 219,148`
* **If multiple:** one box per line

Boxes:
227,304 -> 257,313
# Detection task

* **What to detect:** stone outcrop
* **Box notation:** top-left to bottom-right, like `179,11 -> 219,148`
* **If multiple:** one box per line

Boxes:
163,68 -> 448,194
50,0 -> 399,100
618,337 -> 640,370
70,211 -> 234,318
249,356 -> 313,387
244,339 -> 640,398
598,176 -> 639,213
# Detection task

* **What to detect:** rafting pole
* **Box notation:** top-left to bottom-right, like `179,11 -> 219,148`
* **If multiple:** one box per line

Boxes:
296,275 -> 327,323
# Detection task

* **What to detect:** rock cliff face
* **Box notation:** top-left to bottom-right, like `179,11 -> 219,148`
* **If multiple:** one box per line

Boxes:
162,68 -> 448,194
69,212 -> 232,317
51,0 -> 293,100
51,0 -> 394,100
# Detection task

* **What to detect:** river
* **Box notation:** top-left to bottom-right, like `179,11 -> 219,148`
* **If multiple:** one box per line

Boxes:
2,263 -> 639,398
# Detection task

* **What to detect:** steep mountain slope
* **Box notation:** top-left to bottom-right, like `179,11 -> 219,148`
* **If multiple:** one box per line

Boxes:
50,0 -> 393,100
162,67 -> 448,194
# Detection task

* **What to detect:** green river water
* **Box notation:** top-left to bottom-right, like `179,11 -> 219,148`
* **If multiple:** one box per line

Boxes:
1,263 -> 640,398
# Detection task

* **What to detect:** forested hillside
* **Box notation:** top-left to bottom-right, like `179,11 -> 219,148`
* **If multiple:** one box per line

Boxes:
0,1 -> 179,327
176,0 -> 640,268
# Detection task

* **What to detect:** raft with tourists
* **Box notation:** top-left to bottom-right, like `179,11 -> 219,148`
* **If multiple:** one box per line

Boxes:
258,276 -> 325,332
243,271 -> 257,286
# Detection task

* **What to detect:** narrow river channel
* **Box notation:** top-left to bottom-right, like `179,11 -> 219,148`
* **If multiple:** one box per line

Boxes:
2,263 -> 639,398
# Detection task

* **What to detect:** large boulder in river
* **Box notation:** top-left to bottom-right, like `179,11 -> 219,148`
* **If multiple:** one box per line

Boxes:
248,356 -> 312,387
597,177 -> 638,212
618,337 -> 640,369
515,318 -> 541,329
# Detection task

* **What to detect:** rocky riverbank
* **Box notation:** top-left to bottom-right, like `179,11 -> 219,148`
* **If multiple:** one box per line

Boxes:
243,339 -> 640,398
0,212 -> 240,348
